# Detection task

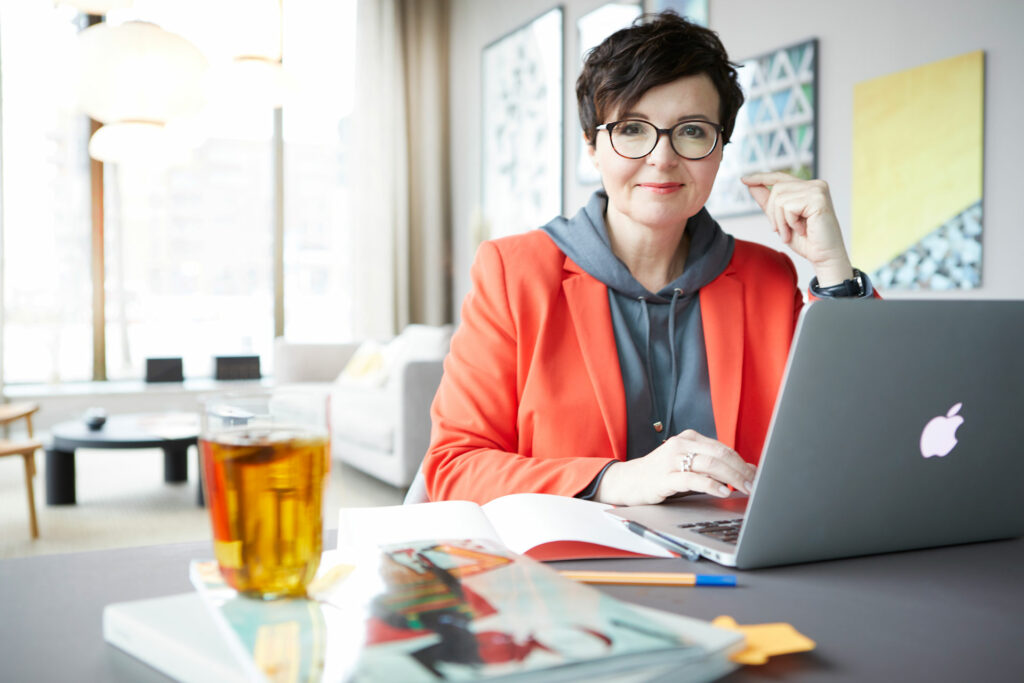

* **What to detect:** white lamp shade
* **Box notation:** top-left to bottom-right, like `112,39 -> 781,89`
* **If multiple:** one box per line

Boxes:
88,121 -> 193,165
57,0 -> 134,15
76,21 -> 208,124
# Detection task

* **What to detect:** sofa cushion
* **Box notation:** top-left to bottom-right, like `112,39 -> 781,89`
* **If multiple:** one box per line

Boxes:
335,324 -> 451,391
330,384 -> 394,452
336,340 -> 389,388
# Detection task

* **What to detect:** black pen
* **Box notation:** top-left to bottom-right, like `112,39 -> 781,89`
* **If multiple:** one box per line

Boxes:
622,520 -> 701,562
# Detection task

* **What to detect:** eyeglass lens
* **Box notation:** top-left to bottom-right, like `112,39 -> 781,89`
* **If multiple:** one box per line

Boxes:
609,120 -> 718,160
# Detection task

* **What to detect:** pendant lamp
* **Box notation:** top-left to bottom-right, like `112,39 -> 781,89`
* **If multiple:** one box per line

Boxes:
76,20 -> 208,163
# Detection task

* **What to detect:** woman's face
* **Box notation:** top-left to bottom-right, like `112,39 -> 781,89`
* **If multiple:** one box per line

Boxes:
588,73 -> 723,235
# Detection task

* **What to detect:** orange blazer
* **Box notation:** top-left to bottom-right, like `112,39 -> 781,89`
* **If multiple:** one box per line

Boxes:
424,230 -> 805,504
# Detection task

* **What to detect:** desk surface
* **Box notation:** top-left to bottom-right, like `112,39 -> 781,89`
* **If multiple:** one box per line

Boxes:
1,535 -> 1022,682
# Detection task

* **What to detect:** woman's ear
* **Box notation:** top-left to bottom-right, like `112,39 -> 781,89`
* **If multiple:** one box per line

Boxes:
585,132 -> 599,169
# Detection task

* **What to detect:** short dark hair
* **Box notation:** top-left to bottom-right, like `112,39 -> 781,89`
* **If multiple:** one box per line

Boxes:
576,11 -> 744,146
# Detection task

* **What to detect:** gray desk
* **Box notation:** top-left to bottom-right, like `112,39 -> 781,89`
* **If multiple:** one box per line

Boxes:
1,535 -> 1022,682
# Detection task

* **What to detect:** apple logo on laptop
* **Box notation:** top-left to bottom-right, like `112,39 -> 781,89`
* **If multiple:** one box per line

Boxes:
919,403 -> 964,458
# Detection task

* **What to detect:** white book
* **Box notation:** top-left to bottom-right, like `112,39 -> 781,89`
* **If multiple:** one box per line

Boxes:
337,493 -> 674,560
102,546 -> 741,683
103,593 -> 244,683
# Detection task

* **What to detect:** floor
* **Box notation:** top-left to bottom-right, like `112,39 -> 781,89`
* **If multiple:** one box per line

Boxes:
0,444 -> 406,559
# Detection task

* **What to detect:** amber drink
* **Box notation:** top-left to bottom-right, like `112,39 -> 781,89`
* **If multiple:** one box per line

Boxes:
200,392 -> 330,600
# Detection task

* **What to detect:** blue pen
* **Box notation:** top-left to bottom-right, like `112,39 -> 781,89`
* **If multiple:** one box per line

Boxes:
623,520 -> 702,562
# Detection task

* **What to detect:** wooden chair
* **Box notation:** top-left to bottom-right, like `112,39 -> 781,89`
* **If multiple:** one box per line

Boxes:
0,402 -> 43,539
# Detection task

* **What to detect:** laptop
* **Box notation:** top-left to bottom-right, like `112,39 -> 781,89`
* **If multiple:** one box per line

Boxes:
608,299 -> 1024,569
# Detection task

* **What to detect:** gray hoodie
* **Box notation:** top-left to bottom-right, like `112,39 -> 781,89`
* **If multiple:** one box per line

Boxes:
542,190 -> 734,462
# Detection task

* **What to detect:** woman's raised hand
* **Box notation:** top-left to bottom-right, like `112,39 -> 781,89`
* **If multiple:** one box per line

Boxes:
594,429 -> 756,506
741,171 -> 854,286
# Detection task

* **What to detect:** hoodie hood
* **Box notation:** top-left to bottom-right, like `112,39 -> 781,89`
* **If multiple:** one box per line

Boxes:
541,190 -> 734,462
541,189 -> 733,300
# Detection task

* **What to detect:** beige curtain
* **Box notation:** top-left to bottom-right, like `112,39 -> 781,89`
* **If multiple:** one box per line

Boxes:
351,0 -> 451,339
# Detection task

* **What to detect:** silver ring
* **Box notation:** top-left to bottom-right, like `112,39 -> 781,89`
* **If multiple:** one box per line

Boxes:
679,452 -> 696,473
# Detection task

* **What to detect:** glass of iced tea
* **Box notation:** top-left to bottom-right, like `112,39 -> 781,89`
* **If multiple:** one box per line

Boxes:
199,390 -> 330,600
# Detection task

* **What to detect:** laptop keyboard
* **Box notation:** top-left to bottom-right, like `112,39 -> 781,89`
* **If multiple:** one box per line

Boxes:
678,518 -> 744,545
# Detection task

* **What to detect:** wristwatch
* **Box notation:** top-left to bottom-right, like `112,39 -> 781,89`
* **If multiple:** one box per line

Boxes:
810,268 -> 867,298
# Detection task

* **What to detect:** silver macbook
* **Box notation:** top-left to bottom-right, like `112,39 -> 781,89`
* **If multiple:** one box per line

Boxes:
608,299 -> 1024,569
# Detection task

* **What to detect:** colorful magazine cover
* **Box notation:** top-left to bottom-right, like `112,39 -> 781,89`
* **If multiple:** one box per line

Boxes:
190,539 -> 742,682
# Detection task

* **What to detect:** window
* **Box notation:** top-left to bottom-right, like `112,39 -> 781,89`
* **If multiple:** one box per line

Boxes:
1,3 -> 93,384
283,0 -> 357,342
0,0 -> 357,385
103,130 -> 275,380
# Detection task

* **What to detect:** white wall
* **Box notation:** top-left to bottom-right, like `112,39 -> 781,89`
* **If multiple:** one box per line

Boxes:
448,0 -> 1024,317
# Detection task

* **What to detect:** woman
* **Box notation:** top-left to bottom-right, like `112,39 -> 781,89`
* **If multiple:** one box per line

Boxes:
424,12 -> 875,506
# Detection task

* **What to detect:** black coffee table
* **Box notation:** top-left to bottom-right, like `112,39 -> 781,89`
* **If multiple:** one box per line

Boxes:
45,412 -> 204,507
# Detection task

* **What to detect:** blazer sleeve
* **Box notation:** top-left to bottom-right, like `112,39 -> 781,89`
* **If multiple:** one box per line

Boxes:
423,241 -> 612,504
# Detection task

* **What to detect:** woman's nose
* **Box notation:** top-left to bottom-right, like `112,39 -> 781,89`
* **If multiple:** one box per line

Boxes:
646,132 -> 679,168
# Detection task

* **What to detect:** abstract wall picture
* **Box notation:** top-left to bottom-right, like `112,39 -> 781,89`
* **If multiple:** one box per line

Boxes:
481,7 -> 563,239
705,39 -> 818,218
852,51 -> 985,290
649,0 -> 709,26
576,2 -> 642,186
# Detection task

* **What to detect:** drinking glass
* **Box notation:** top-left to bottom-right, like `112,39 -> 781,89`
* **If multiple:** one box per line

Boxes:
199,390 -> 330,599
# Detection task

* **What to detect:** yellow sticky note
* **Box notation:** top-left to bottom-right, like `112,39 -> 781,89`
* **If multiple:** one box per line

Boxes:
712,615 -> 816,665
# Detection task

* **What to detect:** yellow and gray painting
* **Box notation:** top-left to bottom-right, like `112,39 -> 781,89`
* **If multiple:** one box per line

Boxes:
852,51 -> 984,290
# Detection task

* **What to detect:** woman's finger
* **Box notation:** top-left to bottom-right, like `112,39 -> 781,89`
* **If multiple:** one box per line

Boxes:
742,170 -> 798,187
668,472 -> 732,498
690,453 -> 753,494
673,445 -> 752,494
784,206 -> 806,236
745,181 -> 771,213
774,203 -> 791,243
671,431 -> 750,469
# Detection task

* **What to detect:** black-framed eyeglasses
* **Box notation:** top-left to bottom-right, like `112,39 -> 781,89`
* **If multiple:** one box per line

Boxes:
595,119 -> 723,160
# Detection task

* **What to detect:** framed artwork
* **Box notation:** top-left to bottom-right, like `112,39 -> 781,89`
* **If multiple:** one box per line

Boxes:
481,7 -> 563,240
852,51 -> 984,290
647,0 -> 708,26
575,2 -> 642,186
705,38 -> 818,219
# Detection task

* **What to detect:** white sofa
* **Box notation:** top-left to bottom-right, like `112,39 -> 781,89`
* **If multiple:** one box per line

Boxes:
272,328 -> 447,488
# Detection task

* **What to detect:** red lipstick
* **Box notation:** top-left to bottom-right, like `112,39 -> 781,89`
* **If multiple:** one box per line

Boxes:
639,182 -> 683,194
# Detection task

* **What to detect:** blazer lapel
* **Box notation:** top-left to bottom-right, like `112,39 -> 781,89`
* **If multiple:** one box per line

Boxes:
700,272 -> 744,449
562,262 -> 628,462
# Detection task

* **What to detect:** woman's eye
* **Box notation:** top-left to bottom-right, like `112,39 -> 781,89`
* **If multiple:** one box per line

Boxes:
678,124 -> 706,138
620,123 -> 646,136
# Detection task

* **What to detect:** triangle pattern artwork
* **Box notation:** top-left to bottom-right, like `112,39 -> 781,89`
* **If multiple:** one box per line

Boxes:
708,39 -> 818,218
870,201 -> 982,290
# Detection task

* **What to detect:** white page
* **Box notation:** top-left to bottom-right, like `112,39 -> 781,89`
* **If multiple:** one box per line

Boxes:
336,501 -> 502,549
481,493 -> 673,557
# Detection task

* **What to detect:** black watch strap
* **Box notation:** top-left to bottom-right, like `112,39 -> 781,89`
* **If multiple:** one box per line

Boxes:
811,268 -> 867,298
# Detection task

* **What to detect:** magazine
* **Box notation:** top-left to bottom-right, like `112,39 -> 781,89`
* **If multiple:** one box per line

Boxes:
337,494 -> 676,560
188,540 -> 743,682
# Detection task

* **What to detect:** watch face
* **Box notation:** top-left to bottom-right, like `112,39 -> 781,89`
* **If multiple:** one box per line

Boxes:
851,270 -> 866,296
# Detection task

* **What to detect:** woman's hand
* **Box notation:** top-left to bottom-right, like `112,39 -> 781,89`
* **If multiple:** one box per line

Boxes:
594,429 -> 756,506
742,171 -> 854,287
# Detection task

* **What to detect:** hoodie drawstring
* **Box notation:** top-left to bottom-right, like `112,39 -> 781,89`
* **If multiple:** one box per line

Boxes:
664,288 -> 682,438
637,297 -> 659,434
639,288 -> 683,440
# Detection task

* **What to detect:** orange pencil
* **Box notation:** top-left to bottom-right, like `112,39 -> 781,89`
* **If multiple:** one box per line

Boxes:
558,570 -> 736,586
